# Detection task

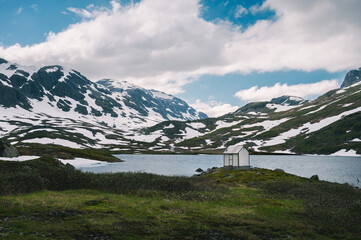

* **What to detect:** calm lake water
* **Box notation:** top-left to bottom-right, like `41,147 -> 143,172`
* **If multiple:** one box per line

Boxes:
79,154 -> 361,188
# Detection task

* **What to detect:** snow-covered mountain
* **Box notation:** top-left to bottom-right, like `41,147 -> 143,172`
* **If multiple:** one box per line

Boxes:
135,68 -> 361,156
97,79 -> 207,121
0,58 -> 206,149
1,57 -> 360,156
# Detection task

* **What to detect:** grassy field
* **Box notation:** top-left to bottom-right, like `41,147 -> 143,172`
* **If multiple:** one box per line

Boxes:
0,157 -> 360,239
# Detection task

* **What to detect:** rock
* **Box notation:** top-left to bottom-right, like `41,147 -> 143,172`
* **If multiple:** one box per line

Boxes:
274,168 -> 285,172
195,168 -> 204,173
0,139 -> 19,158
310,175 -> 319,180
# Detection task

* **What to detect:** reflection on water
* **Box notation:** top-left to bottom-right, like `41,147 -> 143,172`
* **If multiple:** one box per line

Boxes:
78,154 -> 361,187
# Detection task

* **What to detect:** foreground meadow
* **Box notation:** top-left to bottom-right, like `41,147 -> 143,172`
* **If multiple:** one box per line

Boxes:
0,157 -> 360,239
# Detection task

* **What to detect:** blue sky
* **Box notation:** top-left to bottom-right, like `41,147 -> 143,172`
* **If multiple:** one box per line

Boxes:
0,0 -> 359,116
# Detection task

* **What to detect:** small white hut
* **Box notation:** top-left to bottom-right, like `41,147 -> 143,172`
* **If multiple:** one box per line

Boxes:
223,145 -> 250,169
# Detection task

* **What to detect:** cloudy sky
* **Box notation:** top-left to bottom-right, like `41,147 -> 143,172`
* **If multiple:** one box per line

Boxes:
1,0 -> 360,117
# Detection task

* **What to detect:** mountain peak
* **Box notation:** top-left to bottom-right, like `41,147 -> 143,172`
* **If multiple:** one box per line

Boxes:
341,67 -> 361,88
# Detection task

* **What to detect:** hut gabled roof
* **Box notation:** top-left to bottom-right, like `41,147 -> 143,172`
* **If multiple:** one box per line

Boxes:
224,145 -> 246,154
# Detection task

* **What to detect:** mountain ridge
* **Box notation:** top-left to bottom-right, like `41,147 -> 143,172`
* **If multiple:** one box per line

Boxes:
0,58 -> 360,156
133,67 -> 361,155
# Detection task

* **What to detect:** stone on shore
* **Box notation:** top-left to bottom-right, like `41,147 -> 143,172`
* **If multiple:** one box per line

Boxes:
0,139 -> 20,158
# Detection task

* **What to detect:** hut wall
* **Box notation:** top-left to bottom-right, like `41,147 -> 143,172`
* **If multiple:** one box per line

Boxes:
239,148 -> 250,166
233,154 -> 239,167
223,155 -> 228,166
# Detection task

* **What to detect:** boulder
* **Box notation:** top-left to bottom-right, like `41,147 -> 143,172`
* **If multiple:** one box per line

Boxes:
310,175 -> 319,181
0,139 -> 19,158
195,168 -> 204,173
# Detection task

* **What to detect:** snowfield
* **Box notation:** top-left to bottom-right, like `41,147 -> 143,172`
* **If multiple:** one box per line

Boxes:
0,156 -> 40,161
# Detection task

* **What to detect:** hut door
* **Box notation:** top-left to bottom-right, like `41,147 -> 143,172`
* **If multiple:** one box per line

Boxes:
229,154 -> 233,166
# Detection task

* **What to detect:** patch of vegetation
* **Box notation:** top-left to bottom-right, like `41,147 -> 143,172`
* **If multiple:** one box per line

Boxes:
0,156 -> 225,198
0,163 -> 360,239
0,162 -> 360,239
18,145 -> 120,162
56,99 -> 71,112
74,104 -> 88,115
257,180 -> 361,234
0,139 -> 4,150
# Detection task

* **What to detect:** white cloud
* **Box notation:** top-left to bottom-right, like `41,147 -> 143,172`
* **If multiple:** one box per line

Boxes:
31,4 -> 38,12
234,79 -> 340,102
87,4 -> 95,10
1,0 -> 361,94
16,7 -> 23,14
234,5 -> 248,18
249,4 -> 263,15
67,7 -> 94,19
189,99 -> 239,117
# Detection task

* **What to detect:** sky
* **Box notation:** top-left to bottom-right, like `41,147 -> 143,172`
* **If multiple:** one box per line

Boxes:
0,0 -> 360,117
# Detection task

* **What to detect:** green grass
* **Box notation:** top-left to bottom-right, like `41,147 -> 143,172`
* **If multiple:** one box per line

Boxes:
0,159 -> 360,239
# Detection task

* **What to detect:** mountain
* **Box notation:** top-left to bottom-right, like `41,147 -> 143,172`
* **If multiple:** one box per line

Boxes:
1,57 -> 360,156
0,58 -> 206,149
97,79 -> 207,121
234,95 -> 307,114
136,69 -> 361,155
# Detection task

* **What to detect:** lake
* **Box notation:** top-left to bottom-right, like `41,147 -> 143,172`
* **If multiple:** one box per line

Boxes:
78,154 -> 361,188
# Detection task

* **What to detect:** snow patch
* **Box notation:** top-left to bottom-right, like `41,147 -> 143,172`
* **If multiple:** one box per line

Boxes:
183,127 -> 203,139
188,122 -> 205,129
151,91 -> 174,100
22,138 -> 86,148
45,67 -> 59,73
305,105 -> 327,115
342,103 -> 353,108
266,104 -> 299,112
331,149 -> 359,156
58,68 -> 72,82
243,118 -> 290,133
215,120 -> 243,130
351,138 -> 361,142
59,158 -> 109,168
289,96 -> 303,101
163,124 -> 175,129
0,155 -> 40,161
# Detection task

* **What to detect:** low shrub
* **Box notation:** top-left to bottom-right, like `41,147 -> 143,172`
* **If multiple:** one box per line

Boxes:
257,180 -> 361,232
0,156 -> 225,200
